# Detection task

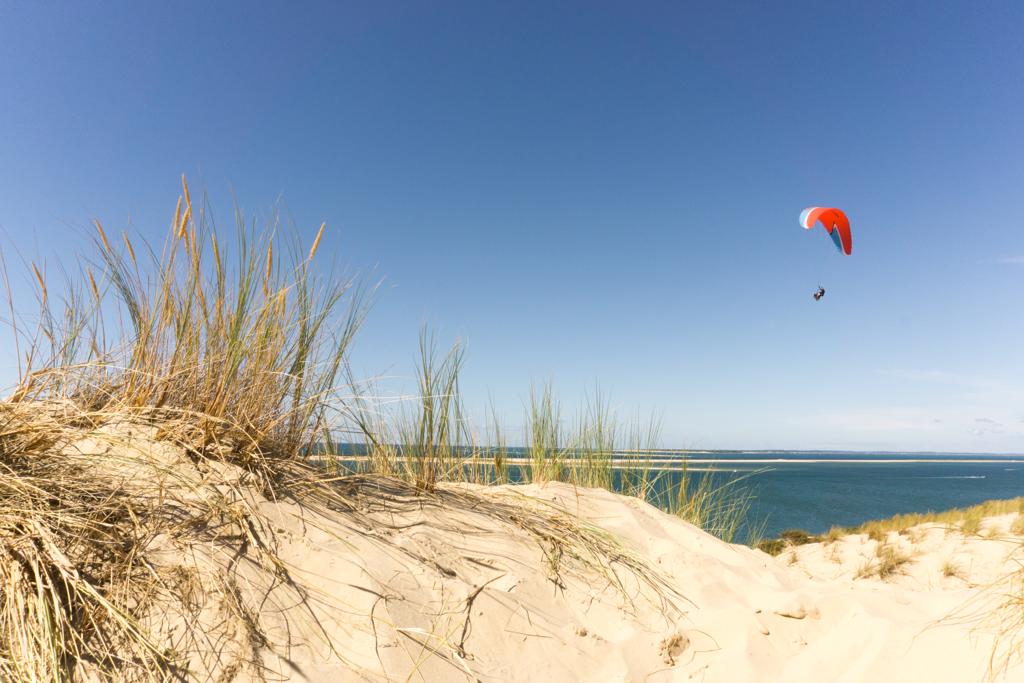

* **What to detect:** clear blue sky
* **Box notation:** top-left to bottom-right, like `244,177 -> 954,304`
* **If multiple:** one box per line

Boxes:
2,1 -> 1023,452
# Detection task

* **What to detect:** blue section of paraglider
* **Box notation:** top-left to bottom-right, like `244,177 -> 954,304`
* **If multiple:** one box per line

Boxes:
828,226 -> 843,253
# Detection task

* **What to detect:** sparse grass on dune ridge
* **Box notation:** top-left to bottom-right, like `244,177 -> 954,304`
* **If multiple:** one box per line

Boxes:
0,177 -> 376,681
757,497 -> 1024,555
344,349 -> 761,543
0,179 -> 744,681
754,497 -> 1024,674
854,542 -> 913,581
852,497 -> 1024,539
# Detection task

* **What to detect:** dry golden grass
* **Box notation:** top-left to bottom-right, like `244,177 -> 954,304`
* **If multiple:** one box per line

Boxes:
755,529 -> 818,557
854,542 -> 913,581
0,178 -> 375,681
942,559 -> 966,580
0,405 -> 172,680
12,177 -> 371,459
850,499 -> 1024,677
0,180 -> 696,680
986,571 -> 1024,679
940,558 -> 1024,680
1012,515 -> 1024,536
843,498 -> 1024,538
345,343 -> 761,543
827,544 -> 843,564
824,526 -> 844,544
0,405 -> 342,680
876,543 -> 913,580
961,513 -> 984,537
762,498 -> 1024,551
854,560 -> 875,580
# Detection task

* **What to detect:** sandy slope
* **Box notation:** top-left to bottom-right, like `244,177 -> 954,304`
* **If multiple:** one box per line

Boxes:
68,428 -> 1024,682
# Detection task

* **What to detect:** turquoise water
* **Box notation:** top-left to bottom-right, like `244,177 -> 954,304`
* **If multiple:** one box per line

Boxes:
724,455 -> 1024,539
329,446 -> 1024,542
635,451 -> 1024,540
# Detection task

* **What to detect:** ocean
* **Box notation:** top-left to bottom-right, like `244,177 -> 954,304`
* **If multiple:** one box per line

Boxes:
328,445 -> 1024,542
653,451 -> 1024,539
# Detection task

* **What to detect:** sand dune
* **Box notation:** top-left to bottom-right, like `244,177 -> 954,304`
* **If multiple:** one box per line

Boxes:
43,424 -> 1017,681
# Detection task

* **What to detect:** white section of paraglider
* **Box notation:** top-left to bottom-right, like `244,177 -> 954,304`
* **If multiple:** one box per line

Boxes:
799,207 -> 814,228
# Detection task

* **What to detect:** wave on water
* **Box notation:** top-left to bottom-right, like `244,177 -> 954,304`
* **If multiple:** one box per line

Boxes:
918,475 -> 986,479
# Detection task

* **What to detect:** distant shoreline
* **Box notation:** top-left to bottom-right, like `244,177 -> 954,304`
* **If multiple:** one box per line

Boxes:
323,455 -> 1024,467
324,443 -> 1024,458
643,457 -> 1024,464
625,449 -> 1024,457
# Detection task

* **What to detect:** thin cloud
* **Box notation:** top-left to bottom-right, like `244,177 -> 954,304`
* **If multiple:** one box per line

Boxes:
879,369 -> 1024,407
976,417 -> 1003,426
792,408 -> 943,433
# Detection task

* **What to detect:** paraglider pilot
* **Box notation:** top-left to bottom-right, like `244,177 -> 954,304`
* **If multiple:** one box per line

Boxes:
800,207 -> 850,304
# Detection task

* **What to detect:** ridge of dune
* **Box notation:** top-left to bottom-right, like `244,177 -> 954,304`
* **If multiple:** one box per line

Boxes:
47,422 -> 1024,682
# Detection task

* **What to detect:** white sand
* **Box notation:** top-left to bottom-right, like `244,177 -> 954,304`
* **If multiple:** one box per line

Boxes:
71,428 -> 1024,681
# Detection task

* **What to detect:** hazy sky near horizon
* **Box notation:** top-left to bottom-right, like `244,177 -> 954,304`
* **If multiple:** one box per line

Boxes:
2,2 -> 1023,452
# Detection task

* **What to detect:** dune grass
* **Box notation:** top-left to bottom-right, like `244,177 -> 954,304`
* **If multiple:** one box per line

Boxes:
339,325 -> 762,544
0,406 -> 174,681
0,180 -> 763,679
961,512 -> 985,537
346,356 -> 761,543
852,542 -> 913,581
756,528 -> 820,556
661,463 -> 764,544
486,397 -> 511,484
1011,515 -> 1024,536
875,543 -> 913,580
11,177 -> 371,460
852,498 -> 1024,538
824,526 -> 844,543
758,497 -> 1024,555
942,559 -> 965,580
1,178 -> 376,680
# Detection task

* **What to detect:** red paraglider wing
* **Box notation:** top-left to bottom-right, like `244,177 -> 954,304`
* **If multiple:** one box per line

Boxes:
800,207 -> 852,255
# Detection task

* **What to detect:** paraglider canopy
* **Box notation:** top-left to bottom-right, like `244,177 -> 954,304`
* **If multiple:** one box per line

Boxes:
800,207 -> 852,255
